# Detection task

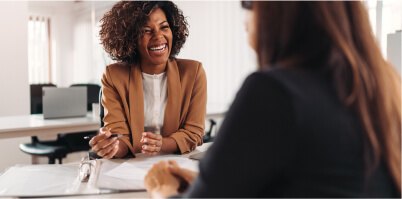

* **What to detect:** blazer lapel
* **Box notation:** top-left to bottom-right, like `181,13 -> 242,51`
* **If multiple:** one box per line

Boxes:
129,64 -> 144,153
163,59 -> 181,136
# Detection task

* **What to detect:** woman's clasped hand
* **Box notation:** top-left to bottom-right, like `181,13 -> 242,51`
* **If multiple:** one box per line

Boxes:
144,160 -> 198,198
141,132 -> 163,155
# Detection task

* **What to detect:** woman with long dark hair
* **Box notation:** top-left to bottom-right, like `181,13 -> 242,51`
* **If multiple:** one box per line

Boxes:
144,1 -> 401,197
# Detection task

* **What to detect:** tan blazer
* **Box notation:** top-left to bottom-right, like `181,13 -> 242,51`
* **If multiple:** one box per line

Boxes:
101,58 -> 207,155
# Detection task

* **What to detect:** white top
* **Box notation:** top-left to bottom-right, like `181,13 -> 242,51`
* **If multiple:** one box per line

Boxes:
142,72 -> 168,135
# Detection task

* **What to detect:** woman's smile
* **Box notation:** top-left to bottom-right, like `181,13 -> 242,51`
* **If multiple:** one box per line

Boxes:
148,43 -> 168,55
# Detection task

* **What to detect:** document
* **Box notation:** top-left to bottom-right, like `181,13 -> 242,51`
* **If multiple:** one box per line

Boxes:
96,155 -> 199,190
104,162 -> 146,180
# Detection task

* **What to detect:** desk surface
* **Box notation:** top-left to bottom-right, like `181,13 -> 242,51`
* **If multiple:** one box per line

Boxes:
1,143 -> 212,199
0,112 -> 100,139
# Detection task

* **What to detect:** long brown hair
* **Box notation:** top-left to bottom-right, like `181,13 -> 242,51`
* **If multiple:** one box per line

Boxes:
254,1 -> 401,194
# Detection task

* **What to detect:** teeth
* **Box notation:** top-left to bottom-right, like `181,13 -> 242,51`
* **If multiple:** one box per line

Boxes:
149,44 -> 166,52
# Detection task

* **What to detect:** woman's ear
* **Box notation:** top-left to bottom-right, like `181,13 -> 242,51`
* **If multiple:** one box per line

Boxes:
244,9 -> 257,52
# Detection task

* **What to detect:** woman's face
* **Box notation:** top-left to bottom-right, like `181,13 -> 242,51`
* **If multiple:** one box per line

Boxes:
244,9 -> 257,52
138,8 -> 173,67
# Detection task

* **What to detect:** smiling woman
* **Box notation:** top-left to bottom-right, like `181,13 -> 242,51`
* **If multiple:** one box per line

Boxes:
88,1 -> 207,159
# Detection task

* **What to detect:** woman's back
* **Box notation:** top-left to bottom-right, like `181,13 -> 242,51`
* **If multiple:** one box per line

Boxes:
182,67 -> 398,198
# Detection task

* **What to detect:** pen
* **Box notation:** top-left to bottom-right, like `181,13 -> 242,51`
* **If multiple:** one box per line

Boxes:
83,134 -> 119,140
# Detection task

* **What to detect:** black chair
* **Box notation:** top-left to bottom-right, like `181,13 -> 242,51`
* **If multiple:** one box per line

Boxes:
20,84 -> 101,164
20,84 -> 70,164
88,88 -> 104,159
203,119 -> 217,143
99,89 -> 105,128
71,84 -> 102,111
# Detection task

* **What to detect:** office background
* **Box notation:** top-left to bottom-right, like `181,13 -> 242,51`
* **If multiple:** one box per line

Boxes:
0,0 -> 400,172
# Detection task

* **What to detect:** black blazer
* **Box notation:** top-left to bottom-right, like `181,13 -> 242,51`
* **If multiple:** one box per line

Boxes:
175,67 -> 398,198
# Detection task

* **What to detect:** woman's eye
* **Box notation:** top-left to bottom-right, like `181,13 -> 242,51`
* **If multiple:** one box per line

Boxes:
162,25 -> 169,29
144,29 -> 151,33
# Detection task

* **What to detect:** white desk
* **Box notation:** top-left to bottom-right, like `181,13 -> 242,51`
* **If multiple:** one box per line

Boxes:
0,143 -> 212,198
0,112 -> 100,139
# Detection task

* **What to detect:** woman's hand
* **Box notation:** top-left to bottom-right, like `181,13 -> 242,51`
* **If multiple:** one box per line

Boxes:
89,127 -> 119,159
144,161 -> 180,199
167,160 -> 198,187
141,132 -> 163,156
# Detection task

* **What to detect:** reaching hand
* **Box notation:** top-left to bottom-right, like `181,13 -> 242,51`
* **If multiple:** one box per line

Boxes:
144,161 -> 180,199
167,160 -> 198,186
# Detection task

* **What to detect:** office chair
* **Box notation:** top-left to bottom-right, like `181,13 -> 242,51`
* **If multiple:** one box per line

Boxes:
88,88 -> 104,159
20,84 -> 101,164
71,84 -> 102,111
203,119 -> 217,143
20,84 -> 70,164
99,89 -> 105,128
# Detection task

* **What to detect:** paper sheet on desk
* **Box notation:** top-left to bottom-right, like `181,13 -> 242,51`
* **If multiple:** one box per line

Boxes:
104,162 -> 146,180
97,156 -> 198,190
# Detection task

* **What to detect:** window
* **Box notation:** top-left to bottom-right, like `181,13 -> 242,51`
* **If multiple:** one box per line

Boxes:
364,0 -> 402,56
28,15 -> 51,84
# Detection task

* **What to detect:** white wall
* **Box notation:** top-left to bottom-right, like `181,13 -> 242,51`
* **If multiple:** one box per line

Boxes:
0,1 -> 32,172
174,1 -> 257,112
52,5 -> 75,88
72,1 -> 115,86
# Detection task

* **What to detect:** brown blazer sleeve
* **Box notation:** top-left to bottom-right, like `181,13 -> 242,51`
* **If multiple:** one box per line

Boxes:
170,62 -> 207,154
101,65 -> 135,156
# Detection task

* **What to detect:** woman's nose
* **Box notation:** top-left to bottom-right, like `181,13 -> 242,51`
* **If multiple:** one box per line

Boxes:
153,30 -> 164,40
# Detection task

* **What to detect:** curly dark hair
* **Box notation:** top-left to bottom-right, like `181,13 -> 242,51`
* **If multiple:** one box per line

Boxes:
99,1 -> 189,64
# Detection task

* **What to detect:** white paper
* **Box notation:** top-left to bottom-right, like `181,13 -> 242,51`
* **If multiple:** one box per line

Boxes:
104,162 -> 147,180
96,155 -> 199,190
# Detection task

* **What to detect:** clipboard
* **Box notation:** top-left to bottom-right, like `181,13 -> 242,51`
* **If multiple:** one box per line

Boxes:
0,162 -> 103,197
